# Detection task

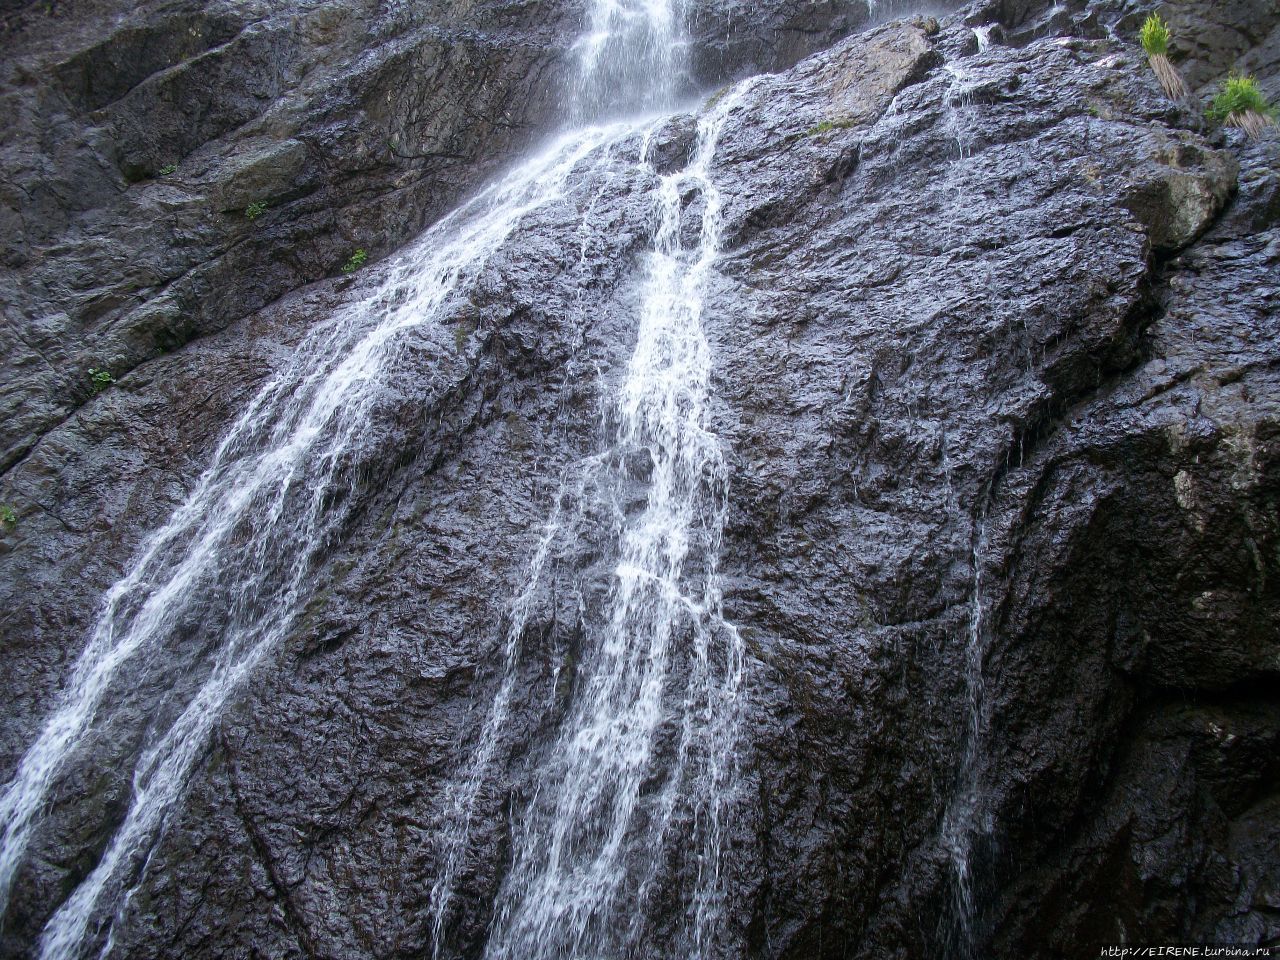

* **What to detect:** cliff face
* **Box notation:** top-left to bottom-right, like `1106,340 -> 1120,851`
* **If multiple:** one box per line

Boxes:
0,0 -> 1277,958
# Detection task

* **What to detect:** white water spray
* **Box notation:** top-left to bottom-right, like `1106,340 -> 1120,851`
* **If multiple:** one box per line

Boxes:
571,0 -> 689,122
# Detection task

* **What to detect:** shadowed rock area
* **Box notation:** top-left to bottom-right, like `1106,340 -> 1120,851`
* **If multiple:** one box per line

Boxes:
0,0 -> 1276,957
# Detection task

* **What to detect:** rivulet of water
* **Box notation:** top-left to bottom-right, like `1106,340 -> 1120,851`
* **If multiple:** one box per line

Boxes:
942,61 -> 975,161
939,516 -> 991,960
0,126 -> 621,960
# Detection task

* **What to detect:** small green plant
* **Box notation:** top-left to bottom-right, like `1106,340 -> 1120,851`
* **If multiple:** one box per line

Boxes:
244,200 -> 268,220
340,248 -> 368,274
1139,13 -> 1188,100
453,317 -> 477,352
88,368 -> 114,393
805,117 -> 856,138
1207,73 -> 1276,139
157,163 -> 177,176
1139,13 -> 1169,56
0,505 -> 16,530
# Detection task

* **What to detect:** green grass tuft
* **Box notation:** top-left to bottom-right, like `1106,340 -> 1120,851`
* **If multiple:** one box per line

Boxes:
244,200 -> 268,220
805,117 -> 856,137
157,163 -> 177,176
1207,73 -> 1275,122
704,85 -> 731,110
1139,13 -> 1170,57
1139,13 -> 1187,99
341,248 -> 368,274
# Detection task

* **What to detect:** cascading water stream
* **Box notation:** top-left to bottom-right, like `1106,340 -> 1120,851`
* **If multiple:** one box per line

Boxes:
939,517 -> 991,960
481,94 -> 745,960
0,127 -> 625,960
571,0 -> 689,122
1,0 -> 747,954
942,62 -> 975,161
428,3 -> 749,957
937,49 -> 996,960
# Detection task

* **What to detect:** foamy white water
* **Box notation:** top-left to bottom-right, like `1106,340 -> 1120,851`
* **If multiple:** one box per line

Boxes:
0,126 -> 620,960
480,90 -> 746,960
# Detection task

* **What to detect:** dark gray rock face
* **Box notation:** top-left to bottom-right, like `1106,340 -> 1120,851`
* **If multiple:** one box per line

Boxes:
700,16 -> 1276,956
0,0 -> 1277,959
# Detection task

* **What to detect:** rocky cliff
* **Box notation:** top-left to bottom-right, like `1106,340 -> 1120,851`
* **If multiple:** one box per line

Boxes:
0,0 -> 1277,957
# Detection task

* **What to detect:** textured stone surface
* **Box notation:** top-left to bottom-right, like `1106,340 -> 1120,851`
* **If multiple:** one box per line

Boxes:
0,0 -> 1277,957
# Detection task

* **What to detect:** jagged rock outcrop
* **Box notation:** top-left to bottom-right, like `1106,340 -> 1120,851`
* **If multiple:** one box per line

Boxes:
0,0 -> 1276,957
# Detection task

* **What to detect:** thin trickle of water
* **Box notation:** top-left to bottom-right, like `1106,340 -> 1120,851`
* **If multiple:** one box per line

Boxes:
942,61 -> 975,161
0,127 -> 618,960
427,471 -> 577,958
939,516 -> 991,960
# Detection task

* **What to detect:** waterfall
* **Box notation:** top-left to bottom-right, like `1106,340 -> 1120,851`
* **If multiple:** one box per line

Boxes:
571,0 -> 690,122
937,44 -> 999,957
0,127 -> 629,960
1,0 -> 747,955
429,2 -> 749,957
482,93 -> 745,960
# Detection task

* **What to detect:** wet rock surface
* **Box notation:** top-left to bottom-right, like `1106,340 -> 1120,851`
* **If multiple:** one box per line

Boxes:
0,0 -> 1277,958
0,0 -> 875,476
